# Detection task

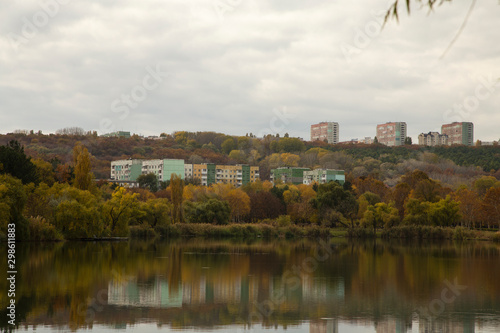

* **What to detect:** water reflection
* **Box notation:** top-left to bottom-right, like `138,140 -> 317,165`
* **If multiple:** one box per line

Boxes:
1,239 -> 500,332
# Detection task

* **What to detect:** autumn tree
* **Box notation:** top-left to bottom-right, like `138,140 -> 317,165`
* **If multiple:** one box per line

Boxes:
411,179 -> 442,203
248,191 -> 285,222
170,173 -> 184,223
225,188 -> 251,222
482,188 -> 500,230
138,198 -> 172,227
473,176 -> 500,196
53,185 -> 104,238
101,187 -> 139,236
361,202 -> 399,232
32,158 -> 56,186
0,174 -> 29,239
221,138 -> 236,154
427,196 -> 461,227
452,188 -> 481,229
72,143 -> 94,191
392,182 -> 411,221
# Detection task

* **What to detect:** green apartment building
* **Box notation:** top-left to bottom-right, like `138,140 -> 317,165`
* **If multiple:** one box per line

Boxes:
303,169 -> 345,185
111,159 -> 185,184
270,167 -> 310,185
111,159 -> 143,181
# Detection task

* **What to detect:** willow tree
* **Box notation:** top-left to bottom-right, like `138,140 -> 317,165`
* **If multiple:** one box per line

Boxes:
72,143 -> 94,191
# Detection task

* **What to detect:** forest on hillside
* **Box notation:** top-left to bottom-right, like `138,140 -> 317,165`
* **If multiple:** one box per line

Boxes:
1,133 -> 500,242
1,130 -> 499,189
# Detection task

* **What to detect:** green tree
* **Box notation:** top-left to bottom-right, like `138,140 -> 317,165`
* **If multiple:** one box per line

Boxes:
137,173 -> 159,192
0,174 -> 29,239
311,182 -> 359,228
428,196 -> 461,227
473,176 -> 500,196
361,202 -> 399,232
184,199 -> 231,225
277,137 -> 306,153
49,184 -> 104,237
102,187 -> 139,236
139,198 -> 172,227
32,158 -> 56,186
0,140 -> 38,184
403,198 -> 431,225
55,200 -> 103,239
221,138 -> 236,155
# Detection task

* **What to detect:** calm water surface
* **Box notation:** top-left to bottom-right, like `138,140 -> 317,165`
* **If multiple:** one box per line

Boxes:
1,238 -> 500,332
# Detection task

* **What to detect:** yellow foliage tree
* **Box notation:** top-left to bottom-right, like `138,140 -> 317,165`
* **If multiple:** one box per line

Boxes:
280,153 -> 300,167
73,143 -> 94,191
225,188 -> 251,222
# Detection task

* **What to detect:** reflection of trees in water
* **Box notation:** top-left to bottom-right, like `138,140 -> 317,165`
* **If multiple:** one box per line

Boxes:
2,239 -> 500,331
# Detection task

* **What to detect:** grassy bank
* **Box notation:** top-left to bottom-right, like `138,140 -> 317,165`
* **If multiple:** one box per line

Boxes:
129,224 -> 500,242
380,226 -> 500,241
131,223 -> 333,239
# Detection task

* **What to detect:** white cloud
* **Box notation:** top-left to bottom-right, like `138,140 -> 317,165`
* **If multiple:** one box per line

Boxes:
0,0 -> 499,140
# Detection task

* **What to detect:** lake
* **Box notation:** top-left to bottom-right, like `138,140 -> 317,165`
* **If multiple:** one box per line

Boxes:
2,238 -> 500,332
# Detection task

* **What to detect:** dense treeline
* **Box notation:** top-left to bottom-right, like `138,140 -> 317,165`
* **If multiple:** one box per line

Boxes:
1,139 -> 500,241
1,130 -> 500,185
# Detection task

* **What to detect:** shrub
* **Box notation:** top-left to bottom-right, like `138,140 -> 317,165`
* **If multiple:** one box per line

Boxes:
130,224 -> 157,238
381,225 -> 454,240
492,232 -> 500,243
453,227 -> 475,241
347,227 -> 376,238
27,216 -> 63,241
275,215 -> 292,227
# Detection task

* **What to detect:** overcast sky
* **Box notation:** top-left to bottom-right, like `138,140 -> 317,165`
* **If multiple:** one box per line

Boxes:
1,0 -> 499,141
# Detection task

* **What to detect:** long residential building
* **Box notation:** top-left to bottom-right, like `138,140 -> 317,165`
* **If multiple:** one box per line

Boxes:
311,122 -> 339,144
271,167 -> 345,185
376,122 -> 407,146
303,169 -> 345,185
111,159 -> 259,187
441,122 -> 474,146
185,163 -> 259,187
270,167 -> 310,185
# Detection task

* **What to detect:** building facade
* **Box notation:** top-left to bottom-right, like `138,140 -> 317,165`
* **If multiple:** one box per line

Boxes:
376,122 -> 407,146
112,159 -> 259,187
102,131 -> 131,138
270,167 -> 310,185
311,122 -> 339,144
417,132 -> 448,146
141,159 -> 185,182
303,169 -> 345,185
441,122 -> 474,146
188,163 -> 259,186
110,159 -> 143,182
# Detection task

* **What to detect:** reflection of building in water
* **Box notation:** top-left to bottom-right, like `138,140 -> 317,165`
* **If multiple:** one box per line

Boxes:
182,276 -> 206,304
108,278 -> 182,308
108,274 -> 260,307
419,317 -> 475,333
310,319 -> 338,333
301,276 -> 344,303
375,317 -> 409,333
108,271 -> 346,309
